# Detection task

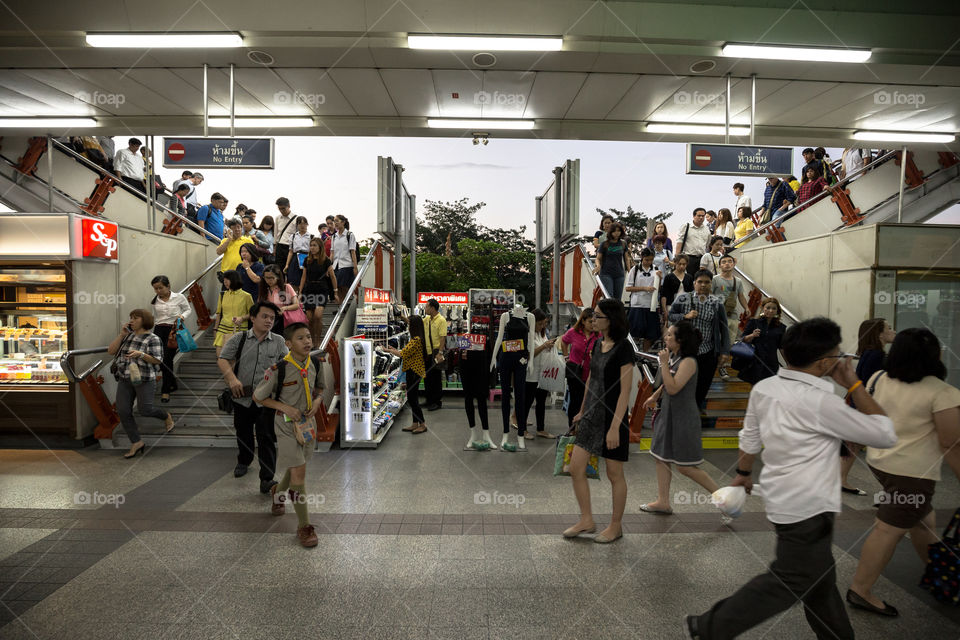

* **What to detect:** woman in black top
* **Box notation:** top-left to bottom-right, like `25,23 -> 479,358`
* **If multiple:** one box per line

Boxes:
299,237 -> 338,344
737,297 -> 786,385
659,255 -> 693,325
565,298 -> 634,544
593,222 -> 631,300
237,244 -> 264,303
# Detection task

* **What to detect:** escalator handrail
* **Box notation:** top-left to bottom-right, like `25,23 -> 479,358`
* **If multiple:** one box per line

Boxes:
731,265 -> 800,324
317,239 -> 383,354
49,139 -> 223,243
729,149 -> 900,250
59,255 -> 224,383
0,152 -> 89,212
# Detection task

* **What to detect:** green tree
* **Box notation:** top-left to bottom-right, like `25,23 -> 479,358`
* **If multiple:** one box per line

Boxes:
588,206 -> 672,253
416,198 -> 485,254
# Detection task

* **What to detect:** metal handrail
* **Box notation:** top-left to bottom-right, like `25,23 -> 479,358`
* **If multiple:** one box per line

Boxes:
59,256 -> 224,383
732,265 -> 800,324
317,239 -> 383,354
50,139 -> 222,243
729,149 -> 899,250
0,152 -> 89,212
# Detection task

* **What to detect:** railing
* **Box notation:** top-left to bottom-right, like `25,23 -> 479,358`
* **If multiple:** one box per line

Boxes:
50,139 -> 222,243
731,265 -> 800,325
317,239 -> 383,354
59,255 -> 223,383
0,152 -> 88,212
730,149 -> 900,249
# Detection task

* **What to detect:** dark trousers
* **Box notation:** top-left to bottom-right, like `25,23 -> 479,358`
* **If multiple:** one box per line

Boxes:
523,381 -> 548,435
685,255 -> 704,281
425,354 -> 443,407
566,370 -> 587,428
696,513 -> 853,640
116,379 -> 168,444
406,372 -> 425,423
232,401 -> 277,482
274,244 -> 290,276
153,324 -> 179,395
695,351 -> 718,410
465,393 -> 489,430
121,175 -> 145,193
498,352 -> 527,434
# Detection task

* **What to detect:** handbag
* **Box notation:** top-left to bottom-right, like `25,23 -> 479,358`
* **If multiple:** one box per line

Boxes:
174,319 -> 197,353
553,435 -> 600,479
920,507 -> 960,605
166,324 -> 178,349
730,341 -> 755,361
281,284 -> 309,325
538,345 -> 565,393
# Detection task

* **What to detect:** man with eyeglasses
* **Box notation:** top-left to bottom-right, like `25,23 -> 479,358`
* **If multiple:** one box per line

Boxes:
668,269 -> 730,412
685,317 -> 896,640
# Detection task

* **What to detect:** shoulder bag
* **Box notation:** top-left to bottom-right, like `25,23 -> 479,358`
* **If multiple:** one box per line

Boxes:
218,332 -> 248,413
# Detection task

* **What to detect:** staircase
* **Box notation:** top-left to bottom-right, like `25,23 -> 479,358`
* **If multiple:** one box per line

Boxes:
110,305 -> 343,449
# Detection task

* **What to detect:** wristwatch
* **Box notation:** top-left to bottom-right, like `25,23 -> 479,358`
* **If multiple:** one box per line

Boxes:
735,468 -> 752,476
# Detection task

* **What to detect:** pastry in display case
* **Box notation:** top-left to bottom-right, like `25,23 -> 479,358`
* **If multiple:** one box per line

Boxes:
0,267 -> 69,385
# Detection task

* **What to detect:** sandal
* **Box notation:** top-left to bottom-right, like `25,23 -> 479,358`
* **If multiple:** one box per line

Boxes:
164,414 -> 175,433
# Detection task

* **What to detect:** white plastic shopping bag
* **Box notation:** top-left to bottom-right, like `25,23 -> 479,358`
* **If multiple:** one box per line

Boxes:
711,486 -> 747,519
538,346 -> 565,393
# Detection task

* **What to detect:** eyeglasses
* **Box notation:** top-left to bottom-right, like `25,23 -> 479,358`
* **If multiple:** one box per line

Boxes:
821,353 -> 860,360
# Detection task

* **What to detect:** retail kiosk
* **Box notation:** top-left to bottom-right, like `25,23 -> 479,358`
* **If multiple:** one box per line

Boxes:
416,292 -> 469,390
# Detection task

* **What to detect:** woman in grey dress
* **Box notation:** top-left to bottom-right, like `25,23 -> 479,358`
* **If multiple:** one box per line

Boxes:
640,321 -> 720,514
565,298 -> 634,544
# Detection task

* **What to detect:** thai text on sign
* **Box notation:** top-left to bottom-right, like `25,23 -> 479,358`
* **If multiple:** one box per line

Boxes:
417,292 -> 468,305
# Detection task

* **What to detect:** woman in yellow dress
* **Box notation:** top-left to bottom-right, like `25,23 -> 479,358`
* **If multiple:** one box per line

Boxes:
214,269 -> 254,356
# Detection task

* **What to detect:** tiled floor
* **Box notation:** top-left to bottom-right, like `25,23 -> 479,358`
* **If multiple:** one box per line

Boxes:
1,401 -> 959,638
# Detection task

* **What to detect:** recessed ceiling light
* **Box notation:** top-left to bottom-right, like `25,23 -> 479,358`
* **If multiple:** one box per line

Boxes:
408,35 -> 562,51
86,33 -> 243,48
207,117 -> 313,128
646,123 -> 751,136
472,52 -> 497,67
853,130 -> 955,143
427,118 -> 534,130
689,60 -> 717,74
722,44 -> 871,63
247,50 -> 275,65
0,118 -> 97,128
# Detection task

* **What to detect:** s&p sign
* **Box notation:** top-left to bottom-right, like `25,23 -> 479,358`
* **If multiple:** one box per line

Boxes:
81,219 -> 119,260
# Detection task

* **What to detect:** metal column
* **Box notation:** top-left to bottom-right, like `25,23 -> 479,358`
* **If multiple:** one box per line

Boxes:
409,194 -> 417,306
393,163 -> 404,303
203,64 -> 209,137
45,136 -> 53,210
229,64 -> 235,138
897,145 -> 908,223
724,74 -> 731,144
750,74 -> 756,145
535,196 -> 542,310
148,135 -> 156,230
552,166 -> 562,337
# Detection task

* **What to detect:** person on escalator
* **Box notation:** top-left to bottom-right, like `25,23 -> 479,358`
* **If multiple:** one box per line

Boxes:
761,176 -> 795,226
332,214 -> 359,303
114,137 -> 145,192
796,163 -> 828,211
299,237 -> 338,345
594,221 -> 631,300
736,297 -> 785,386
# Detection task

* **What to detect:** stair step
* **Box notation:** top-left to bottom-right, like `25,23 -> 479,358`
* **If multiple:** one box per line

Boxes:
705,398 -> 748,411
709,380 -> 752,393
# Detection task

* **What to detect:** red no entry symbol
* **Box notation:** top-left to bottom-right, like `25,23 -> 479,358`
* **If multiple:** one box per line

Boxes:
167,142 -> 185,162
694,149 -> 712,167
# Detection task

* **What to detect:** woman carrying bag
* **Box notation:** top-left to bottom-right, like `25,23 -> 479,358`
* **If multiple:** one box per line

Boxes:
258,264 -> 307,333
561,308 -> 599,431
523,309 -> 558,440
150,275 -> 191,403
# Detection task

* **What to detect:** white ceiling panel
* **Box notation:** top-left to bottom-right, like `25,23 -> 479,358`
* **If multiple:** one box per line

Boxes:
770,83 -> 882,128
70,68 -> 190,116
432,70 -> 484,118
170,68 -> 265,116
606,75 -> 688,121
380,69 -> 439,118
524,72 -> 587,119
476,71 -> 536,119
271,69 -> 356,116
326,69 -> 396,117
724,77 -> 790,125
753,80 -> 837,125
0,71 -> 105,116
120,68 -> 202,115
565,74 -> 637,119
19,69 -> 156,116
648,75 -> 731,124
233,67 -> 315,116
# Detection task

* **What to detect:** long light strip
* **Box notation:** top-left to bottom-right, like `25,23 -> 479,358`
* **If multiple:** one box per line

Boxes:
86,33 -> 243,48
647,123 -> 751,136
722,44 -> 871,63
427,118 -> 535,130
0,118 -> 97,128
207,117 -> 314,128
853,130 -> 955,143
408,35 -> 562,51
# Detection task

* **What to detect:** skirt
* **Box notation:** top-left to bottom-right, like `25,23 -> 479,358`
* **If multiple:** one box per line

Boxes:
574,403 -> 629,462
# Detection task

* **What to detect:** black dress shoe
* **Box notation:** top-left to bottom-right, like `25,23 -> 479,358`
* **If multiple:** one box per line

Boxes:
234,464 -> 248,478
426,403 -> 441,411
846,589 -> 899,617
683,615 -> 700,639
260,480 -> 278,494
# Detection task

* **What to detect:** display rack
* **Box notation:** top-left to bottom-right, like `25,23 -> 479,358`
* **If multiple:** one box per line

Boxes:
1,267 -> 69,386
416,292 -> 470,390
468,288 -> 516,348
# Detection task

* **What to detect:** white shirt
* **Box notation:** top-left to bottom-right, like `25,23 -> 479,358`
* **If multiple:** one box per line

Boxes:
740,368 -> 897,524
275,213 -> 298,247
715,221 -> 736,241
290,231 -> 311,253
114,148 -> 144,181
842,148 -> 865,178
677,221 -> 712,257
151,291 -> 192,326
626,265 -> 656,308
332,229 -> 357,269
735,194 -> 752,214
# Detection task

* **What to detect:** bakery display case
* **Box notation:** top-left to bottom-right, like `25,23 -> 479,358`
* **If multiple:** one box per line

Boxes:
0,267 -> 69,387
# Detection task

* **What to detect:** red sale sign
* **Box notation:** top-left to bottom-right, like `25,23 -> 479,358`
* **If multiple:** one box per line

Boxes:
80,219 -> 119,260
417,292 -> 468,305
363,288 -> 392,304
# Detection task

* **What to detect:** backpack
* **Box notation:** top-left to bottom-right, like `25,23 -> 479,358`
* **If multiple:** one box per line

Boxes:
273,354 -> 324,401
721,278 -> 739,315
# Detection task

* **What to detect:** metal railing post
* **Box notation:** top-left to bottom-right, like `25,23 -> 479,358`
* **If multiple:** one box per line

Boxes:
552,167 -> 562,336
897,145 -> 907,223
203,63 -> 209,138
46,135 -> 53,210
750,74 -> 756,145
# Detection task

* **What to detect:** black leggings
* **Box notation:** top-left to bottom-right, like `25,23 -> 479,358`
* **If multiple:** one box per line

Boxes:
153,324 -> 178,395
695,351 -> 718,410
465,393 -> 489,430
406,371 -> 424,423
498,352 -> 527,434
523,381 -> 548,434
566,371 -> 586,428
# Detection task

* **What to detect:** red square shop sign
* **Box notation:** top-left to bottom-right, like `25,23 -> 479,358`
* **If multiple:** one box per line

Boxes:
80,219 -> 119,260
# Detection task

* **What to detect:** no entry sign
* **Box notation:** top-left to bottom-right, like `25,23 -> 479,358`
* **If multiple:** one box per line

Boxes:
694,149 -> 712,168
166,142 -> 185,163
162,138 -> 275,169
686,143 -> 793,177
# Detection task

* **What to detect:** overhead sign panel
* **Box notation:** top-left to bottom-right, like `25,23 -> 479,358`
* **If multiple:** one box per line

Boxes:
686,143 -> 793,177
162,137 -> 274,169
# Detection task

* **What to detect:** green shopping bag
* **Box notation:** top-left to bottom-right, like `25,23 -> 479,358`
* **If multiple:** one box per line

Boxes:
553,435 -> 600,479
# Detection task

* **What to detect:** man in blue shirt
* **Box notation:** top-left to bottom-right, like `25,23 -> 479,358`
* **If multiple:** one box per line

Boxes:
196,192 -> 227,243
762,177 -> 795,225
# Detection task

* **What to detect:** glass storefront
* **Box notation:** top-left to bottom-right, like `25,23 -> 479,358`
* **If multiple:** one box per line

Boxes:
892,270 -> 960,388
0,267 -> 68,385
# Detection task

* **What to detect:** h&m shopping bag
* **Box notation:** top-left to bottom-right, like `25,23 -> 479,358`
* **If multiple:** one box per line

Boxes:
538,346 -> 565,393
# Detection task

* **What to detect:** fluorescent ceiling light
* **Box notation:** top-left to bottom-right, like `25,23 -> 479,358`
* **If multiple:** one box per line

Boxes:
853,130 -> 955,143
408,35 -> 562,51
427,118 -> 535,130
0,118 -> 97,128
722,44 -> 871,63
207,117 -> 313,128
647,123 -> 751,136
86,33 -> 243,48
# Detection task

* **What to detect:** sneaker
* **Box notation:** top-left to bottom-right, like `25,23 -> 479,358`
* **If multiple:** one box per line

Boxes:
270,484 -> 285,516
718,366 -> 730,381
234,464 -> 248,478
297,524 -> 319,548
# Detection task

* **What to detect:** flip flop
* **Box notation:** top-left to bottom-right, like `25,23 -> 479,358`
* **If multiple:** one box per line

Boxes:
639,503 -> 674,515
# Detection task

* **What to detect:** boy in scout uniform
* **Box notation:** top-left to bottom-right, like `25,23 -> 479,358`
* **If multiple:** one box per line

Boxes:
253,322 -> 323,548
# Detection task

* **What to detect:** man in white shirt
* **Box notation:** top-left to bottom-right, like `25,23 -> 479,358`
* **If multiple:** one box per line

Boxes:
114,137 -> 145,192
686,317 -> 896,640
733,182 -> 752,216
840,148 -> 869,181
274,196 -> 298,271
675,207 -> 712,281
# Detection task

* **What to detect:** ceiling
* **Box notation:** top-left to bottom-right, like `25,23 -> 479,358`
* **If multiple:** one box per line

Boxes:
0,0 -> 958,148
